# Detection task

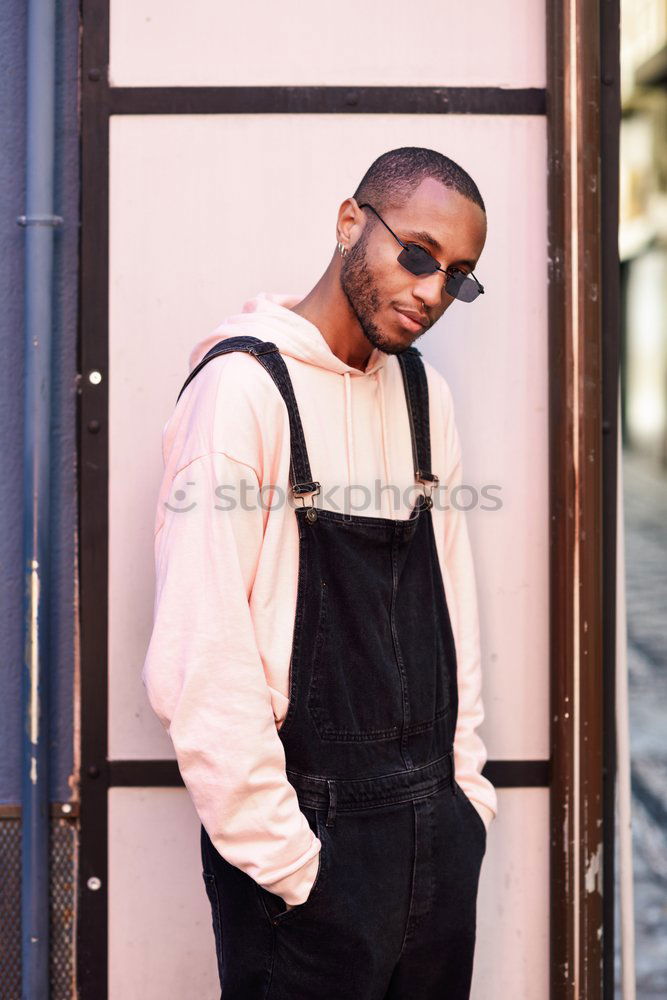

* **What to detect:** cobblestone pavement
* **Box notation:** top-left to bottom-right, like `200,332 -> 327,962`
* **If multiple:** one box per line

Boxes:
619,448 -> 667,998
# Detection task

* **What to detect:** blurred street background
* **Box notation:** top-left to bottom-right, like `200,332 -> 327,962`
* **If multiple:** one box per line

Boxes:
619,2 -> 667,995
621,451 -> 667,998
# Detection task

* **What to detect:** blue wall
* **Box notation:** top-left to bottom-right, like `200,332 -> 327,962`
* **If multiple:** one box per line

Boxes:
0,0 -> 79,803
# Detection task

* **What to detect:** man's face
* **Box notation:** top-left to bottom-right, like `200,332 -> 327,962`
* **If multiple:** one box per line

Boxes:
339,177 -> 487,355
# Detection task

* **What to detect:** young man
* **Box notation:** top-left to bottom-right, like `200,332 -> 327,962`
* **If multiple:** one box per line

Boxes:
142,146 -> 496,999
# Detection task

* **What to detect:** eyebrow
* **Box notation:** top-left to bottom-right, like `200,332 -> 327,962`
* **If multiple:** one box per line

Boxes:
404,229 -> 441,251
402,229 -> 477,271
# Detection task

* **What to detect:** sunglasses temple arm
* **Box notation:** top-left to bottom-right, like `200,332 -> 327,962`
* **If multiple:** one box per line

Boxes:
362,204 -> 407,250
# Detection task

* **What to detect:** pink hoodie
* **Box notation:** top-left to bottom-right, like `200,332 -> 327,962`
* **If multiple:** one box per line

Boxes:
142,291 -> 497,906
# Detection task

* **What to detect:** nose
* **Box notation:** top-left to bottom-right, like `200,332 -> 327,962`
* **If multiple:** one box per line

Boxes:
412,271 -> 447,309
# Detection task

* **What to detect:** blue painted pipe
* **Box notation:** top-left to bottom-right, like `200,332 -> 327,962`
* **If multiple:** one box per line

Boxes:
20,0 -> 58,996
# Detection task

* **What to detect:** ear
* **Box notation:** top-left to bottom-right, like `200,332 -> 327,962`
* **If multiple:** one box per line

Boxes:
336,197 -> 365,250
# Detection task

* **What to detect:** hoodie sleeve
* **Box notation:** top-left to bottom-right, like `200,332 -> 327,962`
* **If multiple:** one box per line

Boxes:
438,379 -> 498,832
142,361 -> 321,906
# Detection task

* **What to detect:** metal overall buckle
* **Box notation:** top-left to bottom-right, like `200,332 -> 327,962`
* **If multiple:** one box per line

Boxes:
292,481 -> 321,523
416,470 -> 439,510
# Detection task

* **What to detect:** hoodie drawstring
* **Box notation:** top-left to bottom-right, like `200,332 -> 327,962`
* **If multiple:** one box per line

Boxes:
377,375 -> 393,516
344,372 -> 356,495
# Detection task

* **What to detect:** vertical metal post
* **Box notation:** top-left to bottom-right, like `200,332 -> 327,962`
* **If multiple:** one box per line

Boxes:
547,0 -> 606,996
19,0 -> 59,995
78,2 -> 111,995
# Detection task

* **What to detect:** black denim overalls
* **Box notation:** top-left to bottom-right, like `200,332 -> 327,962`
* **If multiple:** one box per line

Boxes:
178,336 -> 488,1000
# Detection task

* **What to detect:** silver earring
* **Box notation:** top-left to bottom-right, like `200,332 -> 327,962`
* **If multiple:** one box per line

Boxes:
337,241 -> 348,258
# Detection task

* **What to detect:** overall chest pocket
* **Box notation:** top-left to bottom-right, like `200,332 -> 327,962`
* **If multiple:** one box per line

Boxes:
306,578 -> 450,742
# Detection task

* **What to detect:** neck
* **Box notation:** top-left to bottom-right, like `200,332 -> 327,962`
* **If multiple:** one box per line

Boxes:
289,259 -> 374,372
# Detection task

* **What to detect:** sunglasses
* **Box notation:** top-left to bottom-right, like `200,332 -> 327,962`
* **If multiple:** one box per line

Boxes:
358,203 -> 484,303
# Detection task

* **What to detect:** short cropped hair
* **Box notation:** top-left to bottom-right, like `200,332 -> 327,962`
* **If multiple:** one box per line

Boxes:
352,146 -> 485,216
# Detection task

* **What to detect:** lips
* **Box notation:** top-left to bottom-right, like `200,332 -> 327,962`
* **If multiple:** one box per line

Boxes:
394,307 -> 428,332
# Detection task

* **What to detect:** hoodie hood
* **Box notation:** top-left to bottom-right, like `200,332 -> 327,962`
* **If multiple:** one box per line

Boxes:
187,292 -> 393,492
188,292 -> 388,378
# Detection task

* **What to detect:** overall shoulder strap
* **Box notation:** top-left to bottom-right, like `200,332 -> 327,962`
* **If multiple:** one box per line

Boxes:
176,335 -> 317,496
396,346 -> 439,501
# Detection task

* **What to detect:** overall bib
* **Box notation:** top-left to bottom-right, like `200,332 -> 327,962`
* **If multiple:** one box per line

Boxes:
179,336 -> 488,1000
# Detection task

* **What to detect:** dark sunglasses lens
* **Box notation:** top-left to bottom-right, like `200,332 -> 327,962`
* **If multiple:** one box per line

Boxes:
398,245 -> 438,276
446,271 -> 481,303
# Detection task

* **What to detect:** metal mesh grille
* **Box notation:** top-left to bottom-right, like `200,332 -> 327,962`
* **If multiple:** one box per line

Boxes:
50,820 -> 76,997
0,818 -> 21,999
0,815 -> 77,1000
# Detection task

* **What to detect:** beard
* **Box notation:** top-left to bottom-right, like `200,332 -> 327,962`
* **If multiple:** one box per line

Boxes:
339,231 -> 416,356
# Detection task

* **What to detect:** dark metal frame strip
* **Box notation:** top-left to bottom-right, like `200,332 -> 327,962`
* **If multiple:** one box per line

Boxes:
78,2 -> 111,998
107,760 -> 551,789
546,8 -> 575,990
108,85 -> 546,116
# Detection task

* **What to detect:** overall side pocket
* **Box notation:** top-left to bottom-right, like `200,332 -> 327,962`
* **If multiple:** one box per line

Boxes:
456,784 -> 488,842
202,871 -> 224,974
257,807 -> 328,927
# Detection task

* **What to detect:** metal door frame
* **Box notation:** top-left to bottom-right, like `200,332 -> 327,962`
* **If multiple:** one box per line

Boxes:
546,2 -> 620,997
78,1 -> 619,995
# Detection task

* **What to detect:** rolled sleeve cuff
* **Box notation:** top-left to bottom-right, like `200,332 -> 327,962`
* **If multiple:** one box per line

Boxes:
262,848 -> 321,906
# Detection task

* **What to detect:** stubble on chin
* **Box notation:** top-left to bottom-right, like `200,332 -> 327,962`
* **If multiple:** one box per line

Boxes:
340,241 -> 426,356
340,239 -> 391,353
